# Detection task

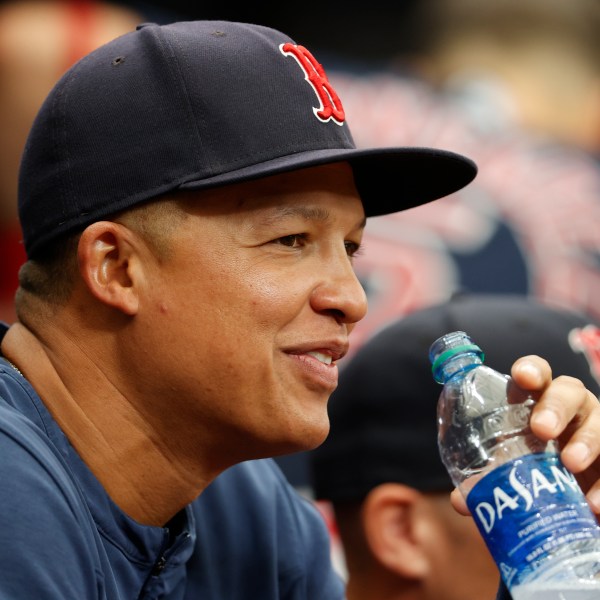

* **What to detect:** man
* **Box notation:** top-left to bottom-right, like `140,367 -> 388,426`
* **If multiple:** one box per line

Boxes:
310,294 -> 600,599
0,19 -> 598,600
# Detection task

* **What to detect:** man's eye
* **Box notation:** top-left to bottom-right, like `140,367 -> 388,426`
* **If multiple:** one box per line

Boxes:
345,241 -> 362,257
276,234 -> 306,248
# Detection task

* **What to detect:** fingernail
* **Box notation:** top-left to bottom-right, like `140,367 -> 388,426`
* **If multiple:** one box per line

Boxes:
567,442 -> 591,464
531,409 -> 559,433
515,361 -> 542,383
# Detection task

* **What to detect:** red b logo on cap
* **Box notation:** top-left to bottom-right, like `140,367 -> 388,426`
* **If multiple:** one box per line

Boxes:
280,43 -> 345,126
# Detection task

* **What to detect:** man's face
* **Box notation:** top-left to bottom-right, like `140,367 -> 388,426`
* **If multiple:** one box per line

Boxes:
136,162 -> 368,463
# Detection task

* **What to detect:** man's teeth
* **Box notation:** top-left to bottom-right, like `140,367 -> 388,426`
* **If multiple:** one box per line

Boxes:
307,351 -> 332,365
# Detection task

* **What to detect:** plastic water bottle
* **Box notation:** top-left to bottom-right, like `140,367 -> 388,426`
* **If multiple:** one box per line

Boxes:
429,331 -> 600,600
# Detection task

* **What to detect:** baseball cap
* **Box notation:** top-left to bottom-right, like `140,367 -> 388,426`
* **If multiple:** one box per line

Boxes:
18,20 -> 476,258
310,294 -> 600,502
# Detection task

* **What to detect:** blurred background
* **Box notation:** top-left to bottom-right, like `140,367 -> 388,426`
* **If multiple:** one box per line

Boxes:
2,0 -> 599,584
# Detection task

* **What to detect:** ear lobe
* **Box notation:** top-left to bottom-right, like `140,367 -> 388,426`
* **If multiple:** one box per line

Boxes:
362,483 -> 431,579
78,222 -> 140,315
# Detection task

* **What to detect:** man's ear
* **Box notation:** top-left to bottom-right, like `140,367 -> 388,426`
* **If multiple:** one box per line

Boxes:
361,483 -> 431,579
77,221 -> 142,315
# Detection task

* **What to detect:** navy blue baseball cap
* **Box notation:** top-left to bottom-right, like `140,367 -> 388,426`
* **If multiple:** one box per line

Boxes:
310,294 -> 600,502
18,20 -> 477,258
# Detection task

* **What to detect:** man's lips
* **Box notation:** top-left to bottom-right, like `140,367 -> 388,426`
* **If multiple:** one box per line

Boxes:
283,341 -> 349,390
283,340 -> 348,364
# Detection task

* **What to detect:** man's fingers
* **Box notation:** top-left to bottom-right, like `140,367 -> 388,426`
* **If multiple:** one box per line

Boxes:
529,375 -> 591,440
511,355 -> 551,390
558,388 -> 600,473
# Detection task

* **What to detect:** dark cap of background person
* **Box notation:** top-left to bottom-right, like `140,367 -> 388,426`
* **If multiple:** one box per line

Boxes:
310,294 -> 600,503
17,19 -> 476,258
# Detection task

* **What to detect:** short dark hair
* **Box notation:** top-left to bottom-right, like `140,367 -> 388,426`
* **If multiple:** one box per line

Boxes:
15,197 -> 188,318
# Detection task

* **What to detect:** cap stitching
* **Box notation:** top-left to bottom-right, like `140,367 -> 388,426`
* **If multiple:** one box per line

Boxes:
154,26 -> 209,178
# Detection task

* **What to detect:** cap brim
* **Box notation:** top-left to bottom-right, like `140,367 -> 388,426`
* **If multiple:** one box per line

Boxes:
179,146 -> 477,217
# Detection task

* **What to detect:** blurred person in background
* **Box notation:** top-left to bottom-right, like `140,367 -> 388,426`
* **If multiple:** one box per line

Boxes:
310,293 -> 600,600
0,0 -> 144,322
408,0 -> 600,154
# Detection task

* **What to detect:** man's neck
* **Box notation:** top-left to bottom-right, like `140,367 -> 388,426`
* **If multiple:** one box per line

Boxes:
1,321 -> 214,526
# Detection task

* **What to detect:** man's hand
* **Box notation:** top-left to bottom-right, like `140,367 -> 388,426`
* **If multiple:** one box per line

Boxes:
451,355 -> 600,515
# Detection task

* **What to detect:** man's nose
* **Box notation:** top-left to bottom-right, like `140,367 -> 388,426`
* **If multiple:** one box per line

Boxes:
309,254 -> 368,325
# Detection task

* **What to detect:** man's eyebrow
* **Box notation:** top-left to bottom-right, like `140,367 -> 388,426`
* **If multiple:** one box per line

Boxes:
257,206 -> 367,231
258,205 -> 331,226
